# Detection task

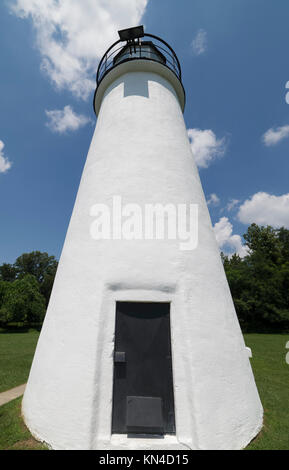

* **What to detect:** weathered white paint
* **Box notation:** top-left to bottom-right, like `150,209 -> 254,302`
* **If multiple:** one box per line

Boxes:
23,59 -> 263,450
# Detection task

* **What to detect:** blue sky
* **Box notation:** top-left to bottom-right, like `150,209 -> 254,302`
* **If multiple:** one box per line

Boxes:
1,0 -> 289,264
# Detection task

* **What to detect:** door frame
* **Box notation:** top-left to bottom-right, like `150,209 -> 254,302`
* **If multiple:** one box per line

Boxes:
89,283 -> 196,448
111,301 -> 175,435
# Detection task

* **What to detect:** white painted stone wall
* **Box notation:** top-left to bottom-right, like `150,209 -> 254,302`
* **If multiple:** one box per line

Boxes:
22,60 -> 263,450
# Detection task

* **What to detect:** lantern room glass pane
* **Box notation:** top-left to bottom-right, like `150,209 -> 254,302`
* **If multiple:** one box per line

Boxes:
114,43 -> 166,66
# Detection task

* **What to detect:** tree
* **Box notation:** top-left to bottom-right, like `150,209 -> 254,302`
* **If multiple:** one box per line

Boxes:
14,251 -> 58,284
0,263 -> 17,282
244,224 -> 281,262
0,275 -> 46,327
40,272 -> 57,306
0,251 -> 58,328
223,224 -> 289,332
14,251 -> 58,305
0,280 -> 8,308
278,227 -> 289,260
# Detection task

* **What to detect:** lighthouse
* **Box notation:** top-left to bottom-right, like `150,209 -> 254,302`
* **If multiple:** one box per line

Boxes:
22,26 -> 263,450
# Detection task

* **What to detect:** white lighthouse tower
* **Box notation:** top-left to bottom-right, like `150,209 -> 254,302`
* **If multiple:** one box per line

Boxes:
23,26 -> 263,450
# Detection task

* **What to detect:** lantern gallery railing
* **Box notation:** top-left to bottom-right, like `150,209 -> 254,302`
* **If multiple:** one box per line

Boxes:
96,32 -> 182,87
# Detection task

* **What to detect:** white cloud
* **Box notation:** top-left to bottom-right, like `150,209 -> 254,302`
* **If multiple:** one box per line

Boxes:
262,125 -> 289,146
226,198 -> 240,211
0,141 -> 12,174
213,217 -> 248,258
207,193 -> 220,206
45,105 -> 91,134
237,192 -> 289,228
191,29 -> 207,56
10,0 -> 148,100
187,128 -> 226,168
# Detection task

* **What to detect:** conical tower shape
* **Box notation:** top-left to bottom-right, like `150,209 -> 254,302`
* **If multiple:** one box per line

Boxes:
23,26 -> 263,450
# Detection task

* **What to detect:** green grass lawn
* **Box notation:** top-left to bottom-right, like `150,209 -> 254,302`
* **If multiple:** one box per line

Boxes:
0,332 -> 288,449
0,329 -> 40,393
245,333 -> 289,450
0,397 -> 47,450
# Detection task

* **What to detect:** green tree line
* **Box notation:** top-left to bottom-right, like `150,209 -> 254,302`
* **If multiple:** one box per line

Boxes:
222,224 -> 289,332
0,224 -> 288,331
0,251 -> 58,328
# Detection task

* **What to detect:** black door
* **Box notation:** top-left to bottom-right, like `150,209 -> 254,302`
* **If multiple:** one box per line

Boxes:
112,302 -> 175,435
